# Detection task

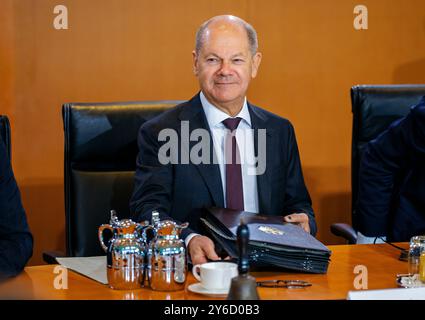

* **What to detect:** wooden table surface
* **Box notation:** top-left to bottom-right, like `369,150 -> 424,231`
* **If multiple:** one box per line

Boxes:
0,243 -> 409,300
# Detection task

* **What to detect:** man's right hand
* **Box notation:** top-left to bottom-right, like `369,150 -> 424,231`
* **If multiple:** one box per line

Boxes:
187,235 -> 220,265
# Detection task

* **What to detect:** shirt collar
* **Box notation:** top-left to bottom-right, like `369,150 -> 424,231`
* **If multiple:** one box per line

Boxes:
200,91 -> 252,129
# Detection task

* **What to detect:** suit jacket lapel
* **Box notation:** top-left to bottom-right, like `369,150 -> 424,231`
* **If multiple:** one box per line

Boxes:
179,94 -> 225,207
248,103 -> 273,215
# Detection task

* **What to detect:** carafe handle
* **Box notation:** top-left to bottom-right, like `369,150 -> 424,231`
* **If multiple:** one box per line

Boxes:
136,222 -> 153,242
98,224 -> 113,252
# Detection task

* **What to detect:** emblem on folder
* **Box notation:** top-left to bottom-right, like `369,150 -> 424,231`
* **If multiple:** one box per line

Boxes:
258,225 -> 284,236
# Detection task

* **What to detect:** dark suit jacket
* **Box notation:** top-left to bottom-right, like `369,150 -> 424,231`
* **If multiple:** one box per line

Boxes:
0,138 -> 33,278
357,96 -> 425,242
130,94 -> 316,239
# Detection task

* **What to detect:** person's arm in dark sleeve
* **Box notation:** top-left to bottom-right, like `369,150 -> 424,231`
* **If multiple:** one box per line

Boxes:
0,140 -> 33,278
129,121 -> 195,239
282,122 -> 317,236
357,98 -> 425,237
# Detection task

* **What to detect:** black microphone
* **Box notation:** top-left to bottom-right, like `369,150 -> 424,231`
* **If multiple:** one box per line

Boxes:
375,237 -> 408,261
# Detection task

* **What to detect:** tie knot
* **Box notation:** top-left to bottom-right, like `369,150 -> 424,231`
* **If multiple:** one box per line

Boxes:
222,117 -> 242,131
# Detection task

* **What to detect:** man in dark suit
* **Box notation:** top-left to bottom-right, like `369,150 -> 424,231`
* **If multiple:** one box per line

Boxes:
130,15 -> 316,264
357,96 -> 425,242
0,137 -> 33,279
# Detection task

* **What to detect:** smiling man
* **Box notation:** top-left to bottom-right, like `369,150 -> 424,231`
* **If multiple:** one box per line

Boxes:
193,16 -> 261,117
130,15 -> 316,265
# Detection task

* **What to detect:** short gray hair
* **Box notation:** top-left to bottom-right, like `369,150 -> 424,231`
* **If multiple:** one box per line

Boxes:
195,15 -> 258,56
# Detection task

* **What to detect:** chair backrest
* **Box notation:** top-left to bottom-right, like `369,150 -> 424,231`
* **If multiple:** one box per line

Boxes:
63,100 -> 183,257
351,84 -> 425,229
0,115 -> 11,159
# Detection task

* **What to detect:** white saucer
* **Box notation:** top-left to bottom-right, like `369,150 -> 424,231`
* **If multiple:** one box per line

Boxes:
187,283 -> 229,297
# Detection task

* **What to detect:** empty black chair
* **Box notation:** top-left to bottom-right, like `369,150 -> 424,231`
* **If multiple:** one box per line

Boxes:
331,84 -> 425,244
44,101 -> 181,262
0,115 -> 11,159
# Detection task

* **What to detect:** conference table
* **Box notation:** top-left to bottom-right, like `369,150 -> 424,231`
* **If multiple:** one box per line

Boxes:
0,243 -> 409,300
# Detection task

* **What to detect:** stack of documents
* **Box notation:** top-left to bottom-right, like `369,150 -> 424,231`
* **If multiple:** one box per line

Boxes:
201,207 -> 332,274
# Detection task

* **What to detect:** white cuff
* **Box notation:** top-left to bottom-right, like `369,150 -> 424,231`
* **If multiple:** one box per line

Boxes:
185,232 -> 200,248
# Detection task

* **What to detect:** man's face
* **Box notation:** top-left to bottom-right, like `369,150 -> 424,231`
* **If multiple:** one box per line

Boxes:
193,23 -> 261,110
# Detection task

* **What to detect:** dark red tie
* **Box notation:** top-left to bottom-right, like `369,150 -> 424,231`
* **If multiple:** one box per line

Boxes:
222,117 -> 244,211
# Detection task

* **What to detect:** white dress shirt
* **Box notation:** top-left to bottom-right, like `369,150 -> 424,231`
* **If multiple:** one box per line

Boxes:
186,92 -> 259,247
356,231 -> 386,244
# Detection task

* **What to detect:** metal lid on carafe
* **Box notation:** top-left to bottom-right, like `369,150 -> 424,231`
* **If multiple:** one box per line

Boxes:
150,210 -> 188,238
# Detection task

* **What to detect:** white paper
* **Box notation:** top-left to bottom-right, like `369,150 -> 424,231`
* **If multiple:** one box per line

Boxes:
347,287 -> 425,300
56,256 -> 108,285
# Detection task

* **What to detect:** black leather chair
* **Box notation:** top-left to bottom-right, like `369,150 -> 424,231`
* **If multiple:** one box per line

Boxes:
43,100 -> 182,263
331,84 -> 425,244
0,115 -> 11,159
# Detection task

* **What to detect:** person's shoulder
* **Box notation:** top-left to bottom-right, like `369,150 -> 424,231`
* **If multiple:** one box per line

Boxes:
0,138 -> 12,183
142,101 -> 187,127
368,96 -> 425,148
248,103 -> 294,129
139,96 -> 197,133
0,138 -> 7,163
410,96 -> 425,120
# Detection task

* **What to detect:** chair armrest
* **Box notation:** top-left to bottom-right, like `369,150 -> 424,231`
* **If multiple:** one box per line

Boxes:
330,223 -> 357,244
42,250 -> 66,264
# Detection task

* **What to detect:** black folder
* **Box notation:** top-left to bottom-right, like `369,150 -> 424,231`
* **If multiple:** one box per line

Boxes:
200,207 -> 332,274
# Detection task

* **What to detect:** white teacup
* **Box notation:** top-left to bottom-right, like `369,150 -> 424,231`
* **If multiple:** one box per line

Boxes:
192,262 -> 238,291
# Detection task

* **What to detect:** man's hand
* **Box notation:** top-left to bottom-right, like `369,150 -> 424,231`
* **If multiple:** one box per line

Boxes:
283,213 -> 310,233
187,235 -> 220,265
